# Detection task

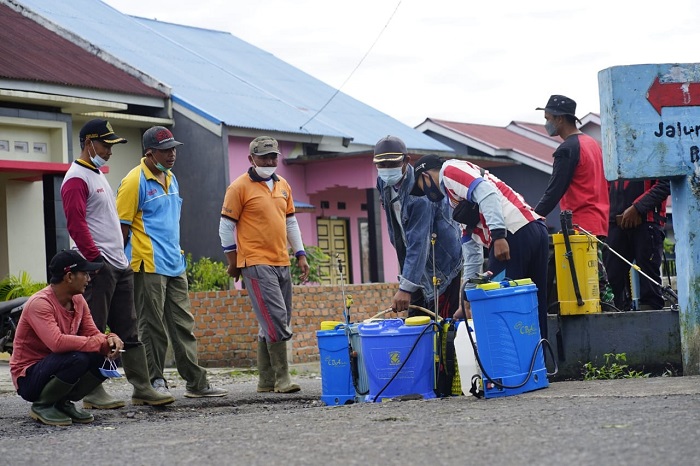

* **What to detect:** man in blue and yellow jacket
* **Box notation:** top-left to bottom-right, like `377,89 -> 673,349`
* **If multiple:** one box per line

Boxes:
116,126 -> 227,399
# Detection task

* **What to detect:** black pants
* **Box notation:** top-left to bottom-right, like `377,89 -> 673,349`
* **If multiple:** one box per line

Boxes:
83,261 -> 141,348
16,351 -> 104,402
409,273 -> 462,319
604,223 -> 665,310
488,220 -> 550,340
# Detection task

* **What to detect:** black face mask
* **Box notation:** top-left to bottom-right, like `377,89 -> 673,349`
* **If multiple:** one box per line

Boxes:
423,173 -> 444,202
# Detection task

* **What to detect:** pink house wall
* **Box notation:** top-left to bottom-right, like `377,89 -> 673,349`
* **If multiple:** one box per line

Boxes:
226,136 -> 399,287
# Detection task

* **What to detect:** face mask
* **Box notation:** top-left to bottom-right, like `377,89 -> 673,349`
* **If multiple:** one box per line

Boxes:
99,358 -> 122,379
422,173 -> 445,202
254,165 -> 276,179
545,119 -> 558,137
91,155 -> 107,169
377,167 -> 404,187
88,140 -> 108,168
154,161 -> 171,173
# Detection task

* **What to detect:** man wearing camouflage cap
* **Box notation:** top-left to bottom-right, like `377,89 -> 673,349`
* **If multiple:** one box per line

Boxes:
219,136 -> 309,393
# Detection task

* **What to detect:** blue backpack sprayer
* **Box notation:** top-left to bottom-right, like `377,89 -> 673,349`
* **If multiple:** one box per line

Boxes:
460,274 -> 557,399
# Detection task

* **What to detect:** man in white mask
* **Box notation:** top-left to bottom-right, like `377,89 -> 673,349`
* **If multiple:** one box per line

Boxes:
219,136 -> 309,394
116,126 -> 227,399
61,119 -> 175,409
373,136 -> 463,319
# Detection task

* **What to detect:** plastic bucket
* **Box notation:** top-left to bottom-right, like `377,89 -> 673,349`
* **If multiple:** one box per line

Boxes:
466,279 -> 548,398
316,326 -> 355,405
454,319 -> 479,393
552,233 -> 601,315
357,318 -> 436,402
320,320 -> 344,331
347,323 -> 370,402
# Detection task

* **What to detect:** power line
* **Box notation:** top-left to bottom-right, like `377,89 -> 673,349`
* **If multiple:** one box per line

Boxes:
299,1 -> 403,131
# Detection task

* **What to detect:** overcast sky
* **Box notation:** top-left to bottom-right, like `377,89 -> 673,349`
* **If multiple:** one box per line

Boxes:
102,0 -> 700,128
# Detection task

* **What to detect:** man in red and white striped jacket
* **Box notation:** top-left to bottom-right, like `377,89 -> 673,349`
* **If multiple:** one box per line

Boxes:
411,154 -> 549,338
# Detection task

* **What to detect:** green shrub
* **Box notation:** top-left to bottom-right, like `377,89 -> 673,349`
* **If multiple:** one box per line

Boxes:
289,245 -> 330,285
185,254 -> 230,292
0,271 -> 46,301
583,353 -> 649,380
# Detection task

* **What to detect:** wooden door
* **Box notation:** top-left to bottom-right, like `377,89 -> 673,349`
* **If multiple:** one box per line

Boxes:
316,218 -> 350,285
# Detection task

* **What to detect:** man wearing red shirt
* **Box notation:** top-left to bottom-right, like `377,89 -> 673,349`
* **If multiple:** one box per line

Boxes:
534,95 -> 614,305
10,250 -> 124,426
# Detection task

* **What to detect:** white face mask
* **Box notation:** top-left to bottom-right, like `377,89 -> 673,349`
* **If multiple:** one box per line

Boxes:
254,165 -> 276,179
377,167 -> 404,187
545,119 -> 558,137
88,140 -> 108,168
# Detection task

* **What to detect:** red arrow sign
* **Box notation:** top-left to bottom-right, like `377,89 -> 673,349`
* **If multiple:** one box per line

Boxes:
647,76 -> 700,115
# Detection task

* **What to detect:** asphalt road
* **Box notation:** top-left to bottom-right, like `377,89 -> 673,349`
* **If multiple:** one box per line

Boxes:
1,361 -> 699,466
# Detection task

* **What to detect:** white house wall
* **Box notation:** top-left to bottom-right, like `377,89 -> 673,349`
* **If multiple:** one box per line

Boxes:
5,179 -> 44,280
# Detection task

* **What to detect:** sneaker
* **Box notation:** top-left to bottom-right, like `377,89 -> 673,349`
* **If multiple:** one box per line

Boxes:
184,384 -> 228,398
152,378 -> 171,395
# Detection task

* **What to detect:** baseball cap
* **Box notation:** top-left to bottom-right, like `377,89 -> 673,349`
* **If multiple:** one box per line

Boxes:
410,154 -> 445,196
373,135 -> 407,163
142,126 -> 183,151
250,136 -> 280,156
79,119 -> 127,144
49,250 -> 103,280
536,95 -> 581,121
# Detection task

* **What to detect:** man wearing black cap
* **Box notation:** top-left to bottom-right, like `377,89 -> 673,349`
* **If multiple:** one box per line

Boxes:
10,250 -> 124,426
411,155 -> 550,338
61,119 -> 175,408
372,136 -> 463,319
116,126 -> 227,398
533,95 -> 614,305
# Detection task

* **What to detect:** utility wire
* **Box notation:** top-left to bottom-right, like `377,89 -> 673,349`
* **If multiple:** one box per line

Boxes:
299,1 -> 403,130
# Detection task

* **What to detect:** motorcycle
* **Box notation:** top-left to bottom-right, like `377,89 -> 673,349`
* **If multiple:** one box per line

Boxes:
0,297 -> 27,355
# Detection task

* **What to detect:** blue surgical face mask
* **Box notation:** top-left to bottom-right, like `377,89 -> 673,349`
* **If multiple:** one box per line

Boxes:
377,167 -> 404,187
99,358 -> 122,379
88,140 -> 108,168
422,173 -> 445,202
545,119 -> 558,137
91,155 -> 107,169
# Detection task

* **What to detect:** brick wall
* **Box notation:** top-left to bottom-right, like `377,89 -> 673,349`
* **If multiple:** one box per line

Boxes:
190,283 -> 396,367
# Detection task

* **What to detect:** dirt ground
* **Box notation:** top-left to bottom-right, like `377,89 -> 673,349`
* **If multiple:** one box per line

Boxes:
2,361 -> 700,466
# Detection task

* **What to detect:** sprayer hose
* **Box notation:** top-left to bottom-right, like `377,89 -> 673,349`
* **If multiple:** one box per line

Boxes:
369,305 -> 443,322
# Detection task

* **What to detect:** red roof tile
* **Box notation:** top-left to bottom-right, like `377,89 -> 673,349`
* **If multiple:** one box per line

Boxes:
429,118 -> 557,167
0,4 -> 164,98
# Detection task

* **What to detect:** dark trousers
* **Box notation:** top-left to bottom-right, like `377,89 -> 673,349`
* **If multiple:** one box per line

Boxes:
83,261 -> 141,348
604,223 -> 665,310
409,273 -> 462,319
16,352 -> 104,402
488,220 -> 550,339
